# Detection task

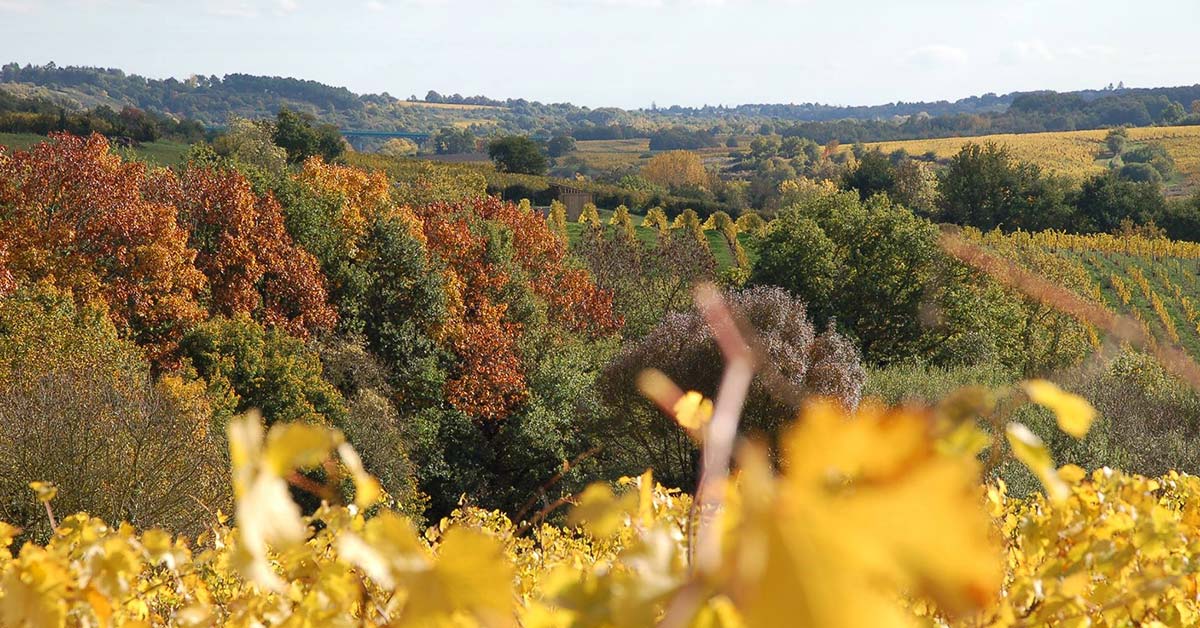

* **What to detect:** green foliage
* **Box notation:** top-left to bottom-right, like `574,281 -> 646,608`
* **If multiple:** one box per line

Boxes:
1105,126 -> 1128,156
272,107 -> 345,163
1123,141 -> 1175,179
939,142 -> 1077,232
1119,162 -> 1162,183
180,314 -> 347,429
487,135 -> 548,175
840,149 -> 895,200
359,215 -> 451,413
429,126 -> 475,154
752,190 -> 939,361
546,134 -> 576,158
1075,172 -> 1167,233
318,338 -> 426,517
865,360 -> 1017,406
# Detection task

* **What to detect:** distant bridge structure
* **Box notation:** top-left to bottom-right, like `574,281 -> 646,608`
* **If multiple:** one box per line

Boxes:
339,129 -> 431,142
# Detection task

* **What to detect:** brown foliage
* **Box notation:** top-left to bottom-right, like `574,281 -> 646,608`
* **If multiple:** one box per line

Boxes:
147,163 -> 337,338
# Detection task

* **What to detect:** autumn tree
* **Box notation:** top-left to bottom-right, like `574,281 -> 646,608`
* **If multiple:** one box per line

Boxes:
608,204 -> 636,241
641,150 -> 708,192
147,162 -> 337,338
414,196 -> 620,422
578,202 -> 600,225
0,133 -> 206,361
547,200 -> 568,241
379,137 -> 419,157
642,206 -> 670,232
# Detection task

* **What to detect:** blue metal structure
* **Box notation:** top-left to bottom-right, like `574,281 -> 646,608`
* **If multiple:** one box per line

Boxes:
340,129 -> 430,142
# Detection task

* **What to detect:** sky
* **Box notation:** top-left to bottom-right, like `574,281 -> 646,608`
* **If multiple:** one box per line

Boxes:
2,0 -> 1198,109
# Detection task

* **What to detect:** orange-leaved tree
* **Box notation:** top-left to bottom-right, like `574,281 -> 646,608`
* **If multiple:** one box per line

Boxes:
0,133 -> 206,361
146,162 -> 337,339
415,196 -> 621,422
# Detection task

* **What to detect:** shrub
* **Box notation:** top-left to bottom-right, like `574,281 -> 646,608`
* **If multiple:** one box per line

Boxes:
592,286 -> 865,488
0,286 -> 228,540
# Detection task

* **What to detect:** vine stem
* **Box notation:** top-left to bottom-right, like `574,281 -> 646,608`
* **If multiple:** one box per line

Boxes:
658,284 -> 756,628
691,283 -> 755,574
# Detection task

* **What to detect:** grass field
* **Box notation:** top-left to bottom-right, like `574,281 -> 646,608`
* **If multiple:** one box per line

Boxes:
0,132 -> 192,166
865,125 -> 1200,193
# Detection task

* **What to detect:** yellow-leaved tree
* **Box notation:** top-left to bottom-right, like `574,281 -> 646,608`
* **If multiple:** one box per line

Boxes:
641,150 -> 709,192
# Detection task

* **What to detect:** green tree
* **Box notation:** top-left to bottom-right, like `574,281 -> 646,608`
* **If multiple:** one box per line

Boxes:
488,135 -> 548,175
429,127 -> 476,154
752,190 -> 939,362
546,134 -> 577,158
273,106 -> 345,163
841,149 -> 896,200
1074,173 -> 1167,233
939,142 -> 1077,231
179,314 -> 348,428
1105,127 -> 1129,156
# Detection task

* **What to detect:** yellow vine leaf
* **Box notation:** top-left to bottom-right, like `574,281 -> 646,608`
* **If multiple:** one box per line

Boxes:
1022,379 -> 1096,438
337,443 -> 383,509
29,481 -> 57,504
673,390 -> 713,431
1005,422 -> 1069,502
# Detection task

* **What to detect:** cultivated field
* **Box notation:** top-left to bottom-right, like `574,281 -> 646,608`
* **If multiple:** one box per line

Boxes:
969,228 -> 1200,357
573,138 -> 734,171
867,125 -> 1200,192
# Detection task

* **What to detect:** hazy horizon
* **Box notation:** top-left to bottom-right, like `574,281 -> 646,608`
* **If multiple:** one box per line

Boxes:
3,0 -> 1198,110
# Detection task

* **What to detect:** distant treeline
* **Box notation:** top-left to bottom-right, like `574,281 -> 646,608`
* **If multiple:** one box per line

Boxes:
0,89 -> 206,143
6,62 -> 1200,150
773,89 -> 1200,145
414,90 -> 505,107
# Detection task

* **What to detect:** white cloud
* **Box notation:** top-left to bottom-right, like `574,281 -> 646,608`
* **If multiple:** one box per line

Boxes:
906,44 -> 969,69
1010,39 -> 1055,62
365,0 -> 386,10
0,0 -> 35,11
204,0 -> 299,18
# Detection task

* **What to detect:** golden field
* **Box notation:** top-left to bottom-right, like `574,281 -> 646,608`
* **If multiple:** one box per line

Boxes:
866,125 -> 1200,189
